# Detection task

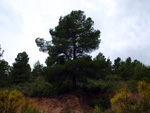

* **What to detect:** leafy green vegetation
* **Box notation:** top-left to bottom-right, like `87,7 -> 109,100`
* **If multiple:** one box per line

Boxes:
88,95 -> 110,111
15,77 -> 53,97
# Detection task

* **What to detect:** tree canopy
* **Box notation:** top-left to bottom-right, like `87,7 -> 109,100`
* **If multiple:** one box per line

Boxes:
36,10 -> 101,66
32,61 -> 44,77
10,52 -> 31,84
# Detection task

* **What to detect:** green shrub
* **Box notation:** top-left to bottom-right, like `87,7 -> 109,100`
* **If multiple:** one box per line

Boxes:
11,76 -> 54,97
88,95 -> 110,111
93,105 -> 102,113
129,80 -> 138,92
82,79 -> 109,93
21,99 -> 41,113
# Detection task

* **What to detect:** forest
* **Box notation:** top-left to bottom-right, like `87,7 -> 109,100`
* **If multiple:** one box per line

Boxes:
0,10 -> 150,113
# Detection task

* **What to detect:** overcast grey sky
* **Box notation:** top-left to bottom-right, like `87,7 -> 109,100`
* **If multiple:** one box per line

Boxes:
0,0 -> 150,67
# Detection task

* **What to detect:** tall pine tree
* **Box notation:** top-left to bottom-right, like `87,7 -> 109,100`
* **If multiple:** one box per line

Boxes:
36,10 -> 101,66
10,52 -> 31,84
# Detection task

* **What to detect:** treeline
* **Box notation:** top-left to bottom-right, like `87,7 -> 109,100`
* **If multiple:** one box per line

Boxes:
0,46 -> 150,93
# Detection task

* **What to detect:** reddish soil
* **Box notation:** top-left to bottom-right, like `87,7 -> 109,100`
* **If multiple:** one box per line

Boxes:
129,92 -> 139,101
32,94 -> 93,113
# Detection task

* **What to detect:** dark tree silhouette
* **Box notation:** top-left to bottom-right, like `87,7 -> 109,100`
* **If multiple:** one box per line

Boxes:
10,52 -> 31,84
36,10 -> 101,66
0,46 -> 10,87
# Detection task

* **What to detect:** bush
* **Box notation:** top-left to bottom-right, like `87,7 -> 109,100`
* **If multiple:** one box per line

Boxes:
110,87 -> 132,113
137,81 -> 150,112
13,76 -> 54,97
0,89 -> 41,113
82,79 -> 109,93
106,80 -> 126,93
88,95 -> 110,111
0,89 -> 24,113
129,80 -> 138,92
93,105 -> 102,113
21,99 -> 41,113
110,81 -> 150,113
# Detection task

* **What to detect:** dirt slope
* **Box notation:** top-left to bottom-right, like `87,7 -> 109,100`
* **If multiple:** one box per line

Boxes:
33,94 -> 93,113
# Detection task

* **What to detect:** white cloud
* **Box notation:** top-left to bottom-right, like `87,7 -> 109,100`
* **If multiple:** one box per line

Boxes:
1,0 -> 150,67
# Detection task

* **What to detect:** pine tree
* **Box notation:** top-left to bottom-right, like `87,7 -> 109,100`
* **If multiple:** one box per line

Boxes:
10,52 -> 31,84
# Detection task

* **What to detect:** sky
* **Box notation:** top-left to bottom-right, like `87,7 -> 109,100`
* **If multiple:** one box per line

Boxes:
0,0 -> 150,68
